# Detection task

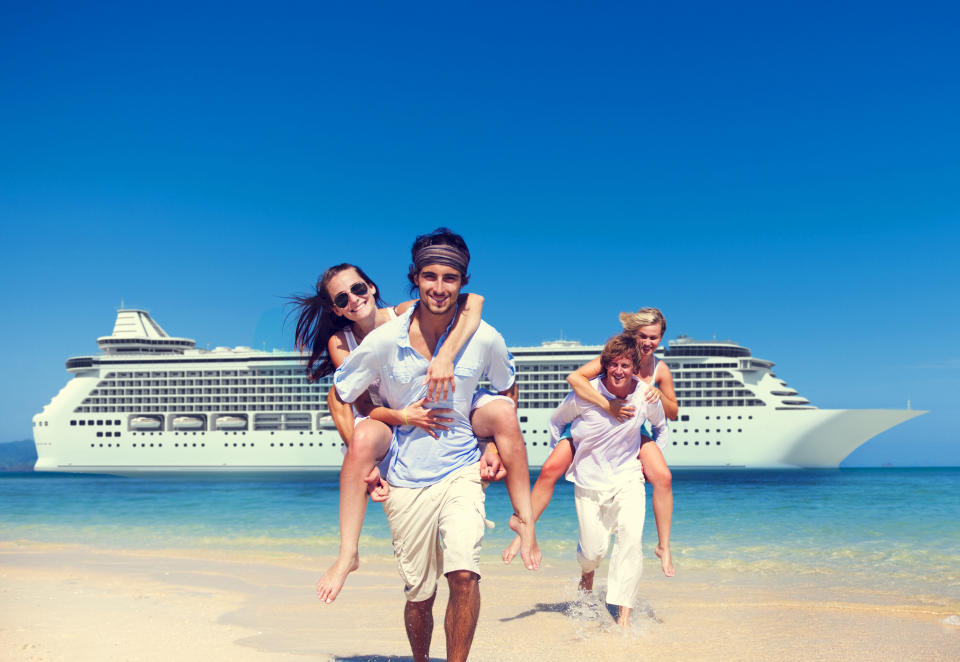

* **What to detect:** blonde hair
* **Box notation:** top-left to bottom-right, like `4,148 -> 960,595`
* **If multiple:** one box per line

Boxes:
618,307 -> 667,336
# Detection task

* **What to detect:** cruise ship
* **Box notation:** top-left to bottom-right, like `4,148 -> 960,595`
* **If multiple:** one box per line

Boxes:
31,309 -> 925,474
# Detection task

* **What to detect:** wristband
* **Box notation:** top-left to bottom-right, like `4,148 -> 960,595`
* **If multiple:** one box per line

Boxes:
402,409 -> 408,426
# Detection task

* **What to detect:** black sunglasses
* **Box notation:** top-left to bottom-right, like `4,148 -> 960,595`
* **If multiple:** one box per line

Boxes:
333,282 -> 369,309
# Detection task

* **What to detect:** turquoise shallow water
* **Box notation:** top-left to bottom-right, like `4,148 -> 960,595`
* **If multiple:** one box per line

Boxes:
2,468 -> 958,600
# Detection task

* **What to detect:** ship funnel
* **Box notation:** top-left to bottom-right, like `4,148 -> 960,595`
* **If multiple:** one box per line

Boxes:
97,309 -> 196,354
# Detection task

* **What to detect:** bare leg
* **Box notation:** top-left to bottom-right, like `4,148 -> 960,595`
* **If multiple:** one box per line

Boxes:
445,571 -> 480,662
639,440 -> 674,577
579,569 -> 594,592
502,439 -> 574,564
617,605 -> 633,629
471,400 -> 541,570
316,419 -> 393,603
404,591 -> 436,662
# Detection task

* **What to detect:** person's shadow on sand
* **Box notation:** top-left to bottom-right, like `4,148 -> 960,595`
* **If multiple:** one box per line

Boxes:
498,601 -> 572,621
500,600 -> 662,624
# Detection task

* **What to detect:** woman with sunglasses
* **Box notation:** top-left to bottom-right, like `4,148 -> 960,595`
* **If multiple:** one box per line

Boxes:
502,307 -> 678,577
292,263 -> 487,604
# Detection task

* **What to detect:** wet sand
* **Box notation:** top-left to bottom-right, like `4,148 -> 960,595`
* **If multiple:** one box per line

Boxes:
1,541 -> 958,662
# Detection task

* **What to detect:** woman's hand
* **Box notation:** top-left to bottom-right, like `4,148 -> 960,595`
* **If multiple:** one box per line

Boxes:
644,386 -> 662,404
424,355 -> 455,402
604,398 -> 636,422
402,398 -> 453,439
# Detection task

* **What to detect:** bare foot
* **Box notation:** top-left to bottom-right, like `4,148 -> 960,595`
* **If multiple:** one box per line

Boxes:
507,513 -> 541,570
316,553 -> 359,604
617,606 -> 633,628
501,534 -> 522,564
656,544 -> 675,577
501,516 -> 523,564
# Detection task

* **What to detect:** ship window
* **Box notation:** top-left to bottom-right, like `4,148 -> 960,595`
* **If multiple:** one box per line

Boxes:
79,420 -> 86,426
717,441 -> 721,445
71,420 -> 76,426
519,416 -> 528,422
672,442 -> 677,446
97,420 -> 103,425
680,415 -> 689,422
738,429 -> 742,433
97,431 -> 103,437
683,442 -> 688,445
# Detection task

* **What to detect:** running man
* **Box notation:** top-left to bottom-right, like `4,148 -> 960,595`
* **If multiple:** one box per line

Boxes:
333,227 -> 539,662
550,333 -> 669,628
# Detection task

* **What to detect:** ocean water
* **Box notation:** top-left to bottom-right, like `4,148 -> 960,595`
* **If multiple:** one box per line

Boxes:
2,468 -> 958,601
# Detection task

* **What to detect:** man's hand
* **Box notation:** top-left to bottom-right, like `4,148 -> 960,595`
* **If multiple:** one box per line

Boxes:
364,466 -> 390,502
480,442 -> 507,481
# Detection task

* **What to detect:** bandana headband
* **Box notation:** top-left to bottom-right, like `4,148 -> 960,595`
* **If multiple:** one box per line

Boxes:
413,244 -> 469,275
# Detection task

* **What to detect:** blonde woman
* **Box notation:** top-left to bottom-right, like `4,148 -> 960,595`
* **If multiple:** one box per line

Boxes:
503,307 -> 677,577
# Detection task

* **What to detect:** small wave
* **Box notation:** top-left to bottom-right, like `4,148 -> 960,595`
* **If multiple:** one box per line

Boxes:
943,615 -> 960,626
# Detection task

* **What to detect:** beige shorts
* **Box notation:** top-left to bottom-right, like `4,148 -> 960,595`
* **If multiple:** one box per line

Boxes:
382,462 -> 486,602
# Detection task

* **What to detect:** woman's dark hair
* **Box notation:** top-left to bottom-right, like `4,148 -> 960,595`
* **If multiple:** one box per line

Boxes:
289,263 -> 386,381
407,227 -> 470,294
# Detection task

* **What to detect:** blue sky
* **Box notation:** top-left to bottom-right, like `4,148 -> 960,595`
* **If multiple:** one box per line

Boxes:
2,1 -> 957,465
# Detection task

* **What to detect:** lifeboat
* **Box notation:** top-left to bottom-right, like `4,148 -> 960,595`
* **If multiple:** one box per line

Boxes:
129,415 -> 162,430
215,415 -> 247,430
172,415 -> 205,430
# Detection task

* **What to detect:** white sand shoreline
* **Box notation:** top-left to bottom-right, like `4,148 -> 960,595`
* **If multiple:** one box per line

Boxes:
1,541 -> 958,661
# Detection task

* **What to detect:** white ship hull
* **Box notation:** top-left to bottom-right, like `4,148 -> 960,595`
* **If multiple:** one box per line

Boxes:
31,310 -> 926,474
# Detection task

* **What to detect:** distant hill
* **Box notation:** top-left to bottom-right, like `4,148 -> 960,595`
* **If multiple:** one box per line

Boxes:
0,440 -> 37,472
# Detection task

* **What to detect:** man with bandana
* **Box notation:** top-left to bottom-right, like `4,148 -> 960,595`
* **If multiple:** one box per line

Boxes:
333,227 -> 539,662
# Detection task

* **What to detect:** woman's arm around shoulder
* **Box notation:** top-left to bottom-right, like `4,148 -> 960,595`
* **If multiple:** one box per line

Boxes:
424,292 -> 484,401
566,357 -> 636,422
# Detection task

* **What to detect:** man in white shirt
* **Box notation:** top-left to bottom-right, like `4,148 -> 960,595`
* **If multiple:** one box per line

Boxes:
549,333 -> 669,628
334,228 -> 538,662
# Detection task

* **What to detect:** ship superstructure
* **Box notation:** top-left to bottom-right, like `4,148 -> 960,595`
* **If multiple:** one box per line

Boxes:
31,310 -> 925,473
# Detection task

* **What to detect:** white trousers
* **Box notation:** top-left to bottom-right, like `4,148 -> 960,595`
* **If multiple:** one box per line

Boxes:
574,480 -> 646,608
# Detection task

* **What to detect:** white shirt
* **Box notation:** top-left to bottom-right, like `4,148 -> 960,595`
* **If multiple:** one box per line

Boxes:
549,376 -> 669,490
334,303 -> 516,488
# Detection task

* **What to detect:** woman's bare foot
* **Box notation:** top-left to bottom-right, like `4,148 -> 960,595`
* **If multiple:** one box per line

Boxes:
505,513 -> 541,570
617,605 -> 633,628
316,553 -> 359,603
501,533 -> 522,564
656,544 -> 674,577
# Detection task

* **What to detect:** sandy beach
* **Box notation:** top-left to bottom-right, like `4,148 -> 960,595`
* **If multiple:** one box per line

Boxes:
2,541 -> 957,662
